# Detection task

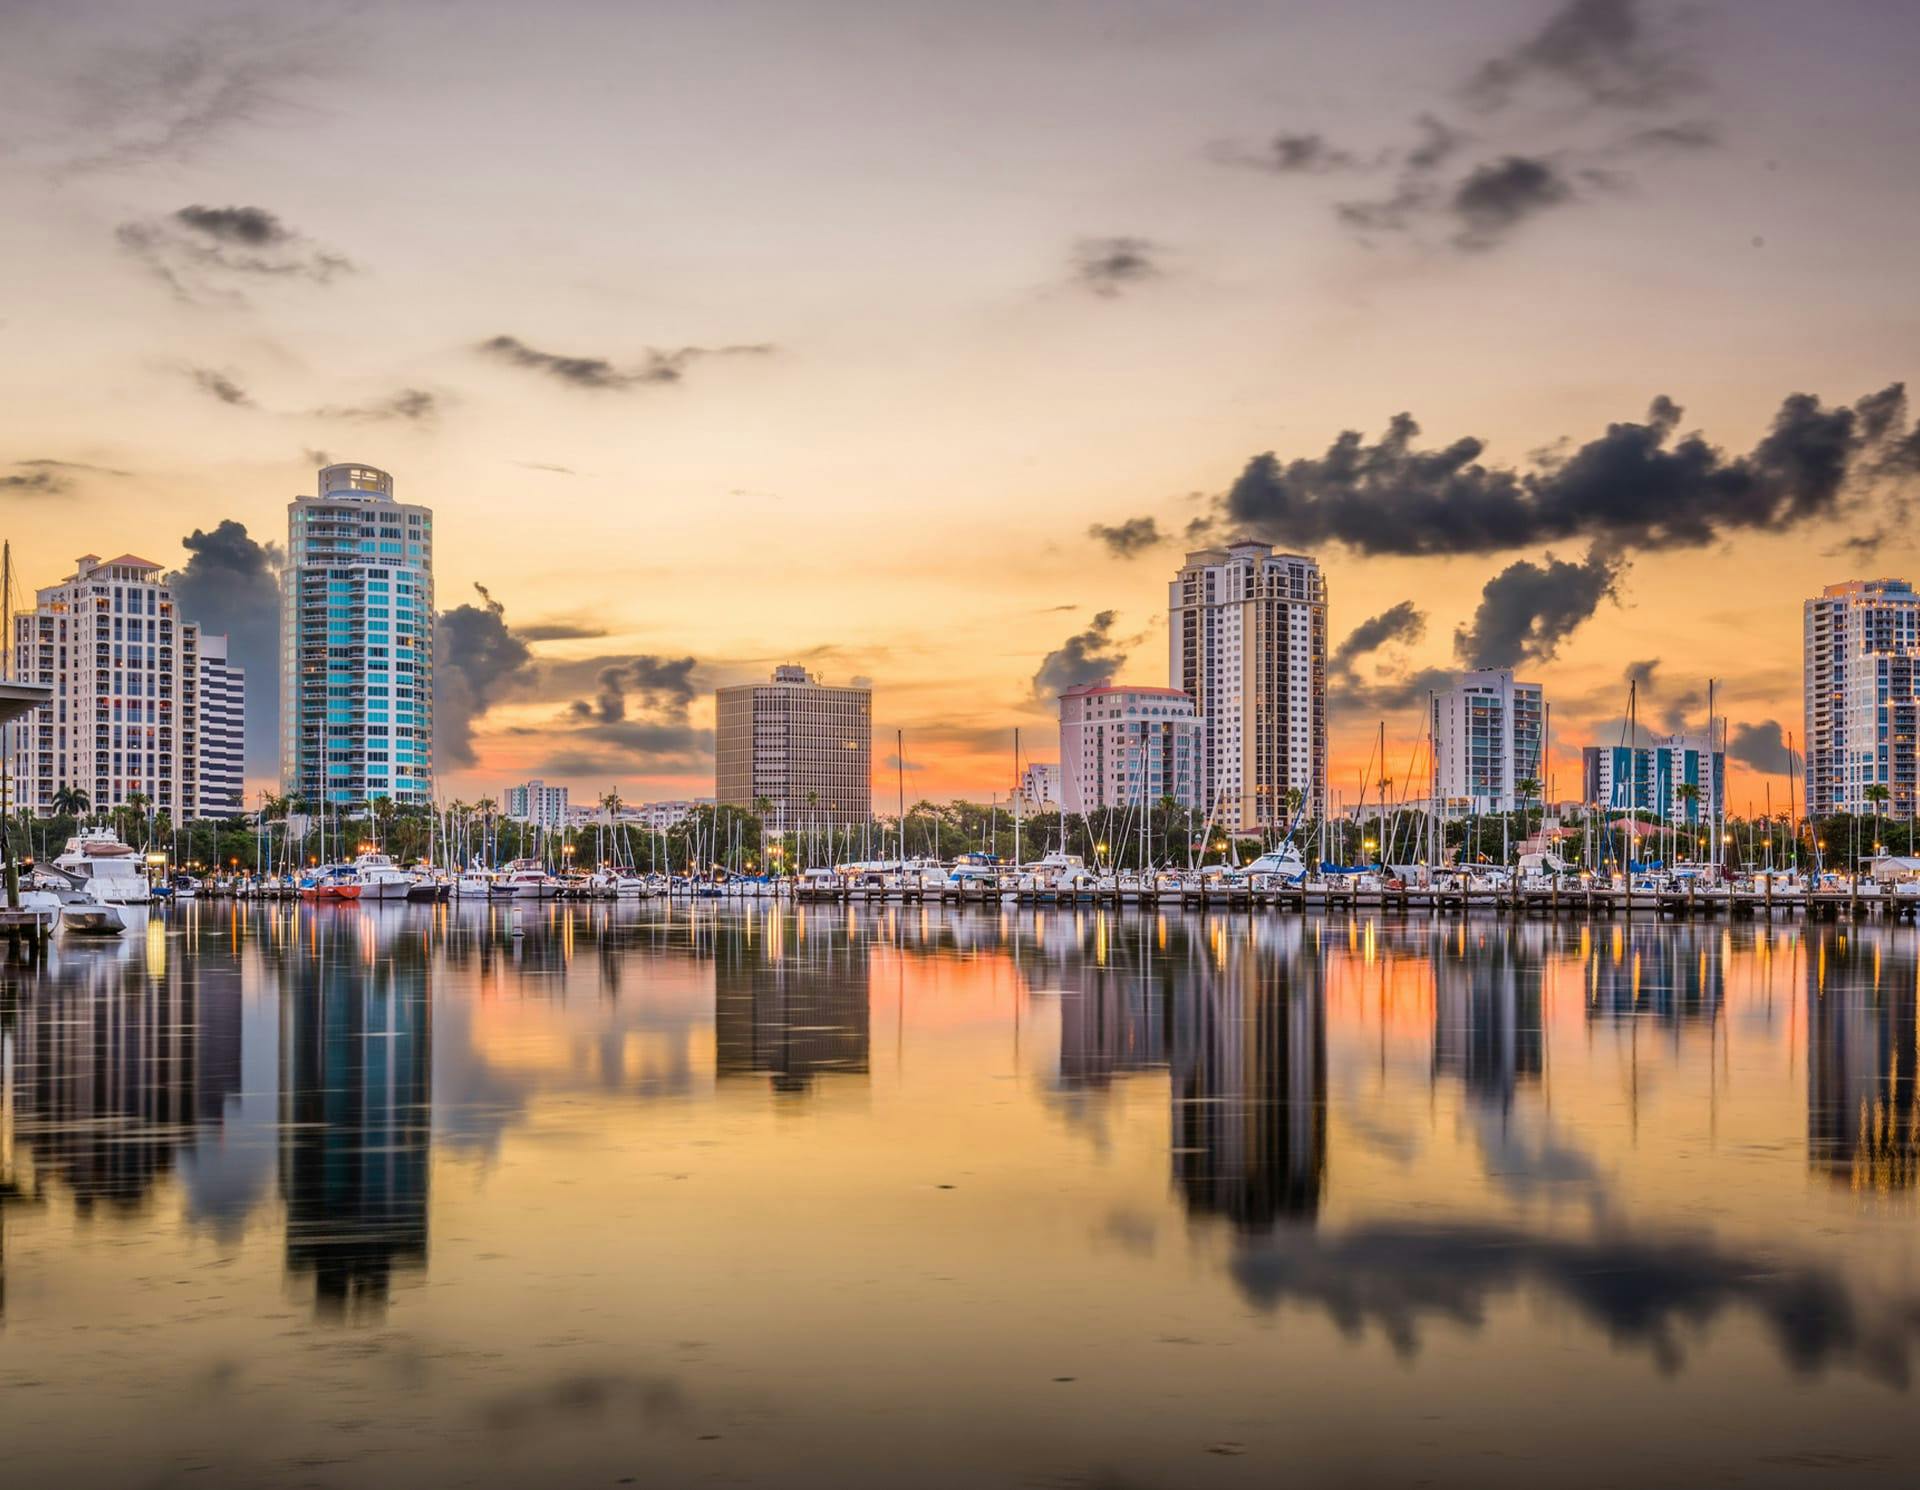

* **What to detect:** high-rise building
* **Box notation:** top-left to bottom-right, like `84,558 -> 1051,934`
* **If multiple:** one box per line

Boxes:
1581,733 -> 1724,821
1014,761 -> 1062,813
715,665 -> 871,826
281,463 -> 434,810
1804,578 -> 1920,817
196,633 -> 246,818
8,553 -> 217,819
1170,543 -> 1326,831
1057,684 -> 1205,815
503,779 -> 569,829
1431,670 -> 1546,813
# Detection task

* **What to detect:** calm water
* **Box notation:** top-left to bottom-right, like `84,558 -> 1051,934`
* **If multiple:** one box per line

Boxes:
1,902 -> 1916,1488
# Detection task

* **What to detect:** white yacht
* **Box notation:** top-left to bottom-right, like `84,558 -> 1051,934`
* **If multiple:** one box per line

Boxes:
352,851 -> 413,900
496,859 -> 557,899
1244,844 -> 1308,888
454,869 -> 495,900
51,829 -> 153,905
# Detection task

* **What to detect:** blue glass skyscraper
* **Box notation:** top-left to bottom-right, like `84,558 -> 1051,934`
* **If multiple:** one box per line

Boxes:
280,463 -> 434,809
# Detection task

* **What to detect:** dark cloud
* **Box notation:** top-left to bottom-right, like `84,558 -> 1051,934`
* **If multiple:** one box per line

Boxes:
56,24 -> 323,176
1088,516 -> 1164,558
118,205 -> 353,300
169,520 -> 284,776
1454,548 -> 1620,669
188,367 -> 253,407
1331,601 -> 1428,683
1730,720 -> 1801,776
1464,0 -> 1698,113
1219,131 -> 1362,175
1451,155 -> 1575,248
1613,119 -> 1720,153
1227,1219 -> 1920,1384
1264,2 -> 1708,251
1032,612 -> 1127,698
1332,666 -> 1461,721
1404,112 -> 1468,173
435,584 -> 535,768
476,335 -> 774,390
1069,237 -> 1161,298
3,465 -> 74,495
14,457 -> 132,477
314,388 -> 437,423
568,656 -> 698,726
1219,387 -> 1908,558
176,203 -> 287,245
1624,658 -> 1660,692
518,618 -> 609,642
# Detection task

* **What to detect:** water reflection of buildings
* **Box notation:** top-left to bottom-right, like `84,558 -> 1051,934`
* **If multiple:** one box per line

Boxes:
1169,921 -> 1325,1230
3,937 -> 243,1216
1807,932 -> 1918,1193
279,918 -> 431,1317
1584,925 -> 1724,1025
1433,934 -> 1543,1111
715,916 -> 870,1094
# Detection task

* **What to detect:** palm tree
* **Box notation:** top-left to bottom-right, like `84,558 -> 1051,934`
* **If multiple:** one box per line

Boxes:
370,794 -> 396,849
1865,783 -> 1891,855
1672,782 -> 1700,846
51,783 -> 89,818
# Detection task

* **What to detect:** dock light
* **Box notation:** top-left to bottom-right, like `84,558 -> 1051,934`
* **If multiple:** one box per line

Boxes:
1363,838 -> 1377,851
144,852 -> 167,866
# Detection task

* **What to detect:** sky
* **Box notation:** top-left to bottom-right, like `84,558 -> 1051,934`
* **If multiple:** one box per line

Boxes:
4,0 -> 1919,814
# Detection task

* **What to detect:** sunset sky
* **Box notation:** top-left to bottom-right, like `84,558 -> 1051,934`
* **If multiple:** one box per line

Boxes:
5,0 -> 1918,814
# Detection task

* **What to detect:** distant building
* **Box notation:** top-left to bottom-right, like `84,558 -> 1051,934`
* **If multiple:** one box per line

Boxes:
1431,670 -> 1545,813
196,633 -> 246,818
8,553 -> 216,819
715,665 -> 871,826
281,463 -> 434,810
503,779 -> 569,829
1058,684 -> 1205,815
568,798 -> 712,831
1805,578 -> 1920,817
1170,543 -> 1327,832
1015,762 -> 1061,813
1582,734 -> 1724,821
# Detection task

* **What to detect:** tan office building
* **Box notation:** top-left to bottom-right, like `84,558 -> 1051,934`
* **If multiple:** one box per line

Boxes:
716,665 -> 872,826
1169,542 -> 1327,832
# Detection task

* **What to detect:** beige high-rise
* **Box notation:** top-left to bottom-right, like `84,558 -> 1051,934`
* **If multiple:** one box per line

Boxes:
1169,542 -> 1327,832
716,665 -> 872,827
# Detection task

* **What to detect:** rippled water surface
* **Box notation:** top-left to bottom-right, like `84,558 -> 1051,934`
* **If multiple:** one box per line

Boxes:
2,901 -> 1917,1487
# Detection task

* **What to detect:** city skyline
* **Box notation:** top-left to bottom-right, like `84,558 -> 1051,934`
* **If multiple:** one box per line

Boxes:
6,0 -> 1919,813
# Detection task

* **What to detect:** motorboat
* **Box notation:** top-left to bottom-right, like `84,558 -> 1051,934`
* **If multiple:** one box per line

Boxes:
51,828 -> 153,905
352,851 -> 413,900
170,872 -> 201,900
1244,844 -> 1308,887
61,894 -> 128,936
946,860 -> 1001,901
299,865 -> 363,902
407,866 -> 449,901
454,869 -> 495,899
497,858 -> 558,899
796,867 -> 842,902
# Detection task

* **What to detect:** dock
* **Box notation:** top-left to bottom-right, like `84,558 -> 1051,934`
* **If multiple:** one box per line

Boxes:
790,881 -> 1908,920
1,906 -> 54,958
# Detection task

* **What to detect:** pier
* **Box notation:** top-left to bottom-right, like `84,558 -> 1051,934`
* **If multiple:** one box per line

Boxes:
786,880 -> 1906,921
